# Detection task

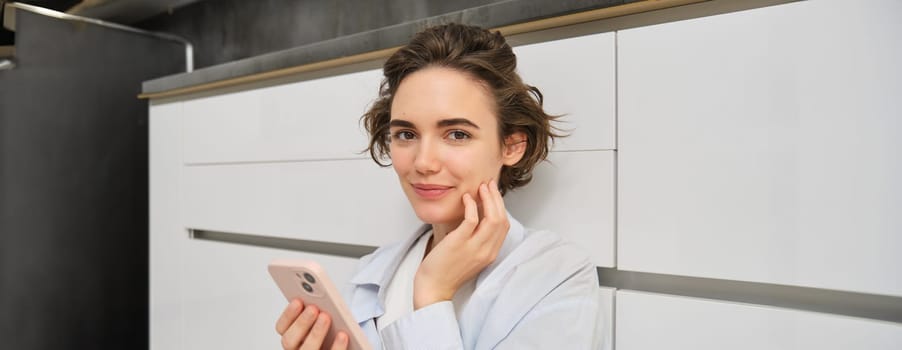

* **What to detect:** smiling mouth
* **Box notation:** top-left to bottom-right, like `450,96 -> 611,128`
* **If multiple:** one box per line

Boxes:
411,184 -> 453,199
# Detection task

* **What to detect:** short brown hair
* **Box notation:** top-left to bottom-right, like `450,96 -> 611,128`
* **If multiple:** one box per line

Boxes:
361,23 -> 563,195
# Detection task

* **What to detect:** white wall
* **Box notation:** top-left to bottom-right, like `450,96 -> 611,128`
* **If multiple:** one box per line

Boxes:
149,0 -> 902,348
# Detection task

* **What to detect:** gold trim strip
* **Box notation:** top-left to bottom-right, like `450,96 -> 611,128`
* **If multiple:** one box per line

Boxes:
139,0 -> 705,100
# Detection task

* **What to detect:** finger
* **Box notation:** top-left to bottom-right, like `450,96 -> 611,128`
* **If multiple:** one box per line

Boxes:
282,305 -> 319,349
458,193 -> 479,236
490,180 -> 510,241
488,179 -> 507,219
300,313 -> 332,350
276,299 -> 303,335
330,332 -> 349,350
490,179 -> 507,219
473,182 -> 505,242
477,180 -> 509,249
477,182 -> 497,223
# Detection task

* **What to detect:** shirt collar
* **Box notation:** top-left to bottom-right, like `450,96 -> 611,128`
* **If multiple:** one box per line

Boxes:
348,223 -> 431,288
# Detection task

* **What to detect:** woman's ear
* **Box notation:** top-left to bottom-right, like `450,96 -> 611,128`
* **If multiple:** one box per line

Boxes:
502,132 -> 527,166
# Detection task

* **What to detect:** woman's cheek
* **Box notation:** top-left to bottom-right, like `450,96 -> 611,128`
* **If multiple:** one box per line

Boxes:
390,148 -> 413,173
444,153 -> 476,185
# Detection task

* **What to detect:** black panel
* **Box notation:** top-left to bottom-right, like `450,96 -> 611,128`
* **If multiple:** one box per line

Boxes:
0,10 -> 184,350
1,2 -> 14,46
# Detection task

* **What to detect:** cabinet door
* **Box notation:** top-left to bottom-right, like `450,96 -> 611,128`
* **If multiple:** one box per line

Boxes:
617,0 -> 902,296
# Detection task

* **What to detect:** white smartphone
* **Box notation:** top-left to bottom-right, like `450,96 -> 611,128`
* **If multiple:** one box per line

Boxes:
268,259 -> 372,350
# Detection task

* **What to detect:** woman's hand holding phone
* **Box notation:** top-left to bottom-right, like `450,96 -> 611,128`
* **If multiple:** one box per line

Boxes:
413,180 -> 509,309
270,259 -> 370,349
276,298 -> 348,350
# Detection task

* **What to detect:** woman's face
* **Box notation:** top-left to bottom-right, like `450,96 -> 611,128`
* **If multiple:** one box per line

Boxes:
389,67 -> 524,225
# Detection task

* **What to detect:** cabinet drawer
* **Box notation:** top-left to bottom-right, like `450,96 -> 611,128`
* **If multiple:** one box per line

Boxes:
181,150 -> 615,266
181,69 -> 383,164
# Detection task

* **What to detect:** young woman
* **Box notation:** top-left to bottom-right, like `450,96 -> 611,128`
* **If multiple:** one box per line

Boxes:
276,23 -> 602,350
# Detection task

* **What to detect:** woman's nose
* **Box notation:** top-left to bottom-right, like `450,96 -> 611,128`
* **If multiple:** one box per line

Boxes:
413,140 -> 441,175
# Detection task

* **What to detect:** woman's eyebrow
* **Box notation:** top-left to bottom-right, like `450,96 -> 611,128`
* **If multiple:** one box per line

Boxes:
437,118 -> 479,129
389,119 -> 415,128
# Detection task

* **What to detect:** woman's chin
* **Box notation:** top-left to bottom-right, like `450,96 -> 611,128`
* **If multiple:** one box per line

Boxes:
410,202 -> 463,225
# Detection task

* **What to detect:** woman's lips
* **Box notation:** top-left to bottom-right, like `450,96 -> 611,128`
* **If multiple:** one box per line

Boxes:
412,184 -> 453,199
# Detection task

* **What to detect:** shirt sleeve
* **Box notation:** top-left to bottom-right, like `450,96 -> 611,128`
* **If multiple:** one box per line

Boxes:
493,263 -> 604,349
378,301 -> 464,350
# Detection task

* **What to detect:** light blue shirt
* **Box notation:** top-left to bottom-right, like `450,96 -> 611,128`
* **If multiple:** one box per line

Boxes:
347,214 -> 604,349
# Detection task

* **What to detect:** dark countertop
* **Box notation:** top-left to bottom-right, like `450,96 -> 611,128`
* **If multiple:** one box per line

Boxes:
140,0 -> 641,95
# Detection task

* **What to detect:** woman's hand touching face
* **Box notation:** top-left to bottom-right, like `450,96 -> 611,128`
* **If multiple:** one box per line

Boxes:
412,179 -> 510,309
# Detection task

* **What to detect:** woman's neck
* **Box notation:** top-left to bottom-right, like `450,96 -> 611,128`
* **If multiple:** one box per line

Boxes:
424,221 -> 459,257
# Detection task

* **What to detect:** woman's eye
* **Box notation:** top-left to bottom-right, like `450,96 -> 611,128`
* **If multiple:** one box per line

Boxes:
392,130 -> 416,141
448,130 -> 470,141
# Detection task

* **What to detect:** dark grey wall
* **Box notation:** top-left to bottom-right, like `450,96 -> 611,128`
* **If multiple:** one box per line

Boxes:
0,9 -> 185,350
136,0 -> 505,69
